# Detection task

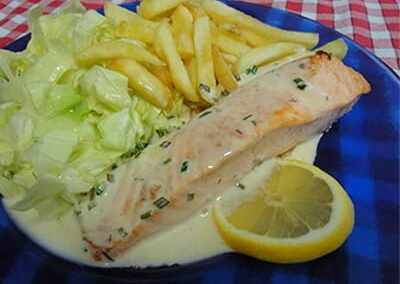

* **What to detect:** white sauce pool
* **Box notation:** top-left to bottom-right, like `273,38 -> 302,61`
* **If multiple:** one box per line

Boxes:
3,135 -> 321,268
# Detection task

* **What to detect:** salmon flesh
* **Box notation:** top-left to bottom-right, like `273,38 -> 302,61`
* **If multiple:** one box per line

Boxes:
78,52 -> 371,261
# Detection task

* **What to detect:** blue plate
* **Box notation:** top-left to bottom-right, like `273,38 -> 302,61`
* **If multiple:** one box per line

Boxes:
1,1 -> 399,283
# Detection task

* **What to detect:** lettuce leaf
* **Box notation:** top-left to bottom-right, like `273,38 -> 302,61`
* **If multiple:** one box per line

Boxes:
0,1 -> 192,219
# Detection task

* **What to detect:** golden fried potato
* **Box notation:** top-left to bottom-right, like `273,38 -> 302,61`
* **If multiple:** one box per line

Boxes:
316,38 -> 348,60
137,0 -> 186,19
220,52 -> 237,65
185,57 -> 198,90
212,46 -> 238,90
156,20 -> 199,102
76,41 -> 165,67
107,58 -> 172,109
211,25 -> 252,57
193,12 -> 216,101
171,5 -> 195,59
234,42 -> 305,74
202,1 -> 319,48
238,27 -> 273,47
147,65 -> 174,88
105,2 -> 157,44
115,21 -> 155,45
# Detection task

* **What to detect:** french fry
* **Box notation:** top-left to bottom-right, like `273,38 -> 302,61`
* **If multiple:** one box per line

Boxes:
156,20 -> 199,102
193,12 -> 217,102
147,65 -> 174,88
316,38 -> 348,60
104,2 -> 156,26
153,24 -> 166,62
218,23 -> 242,37
202,1 -> 319,49
137,0 -> 186,19
236,50 -> 312,87
238,27 -> 273,47
186,57 -> 198,90
234,43 -> 305,74
115,21 -> 155,45
212,46 -> 238,90
171,5 -> 195,59
76,41 -> 165,67
105,3 -> 157,44
107,58 -> 172,109
212,26 -> 252,57
221,52 -> 237,65
115,37 -> 147,48
184,2 -> 201,16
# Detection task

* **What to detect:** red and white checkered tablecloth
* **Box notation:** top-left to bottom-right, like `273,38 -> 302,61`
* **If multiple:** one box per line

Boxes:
0,0 -> 399,72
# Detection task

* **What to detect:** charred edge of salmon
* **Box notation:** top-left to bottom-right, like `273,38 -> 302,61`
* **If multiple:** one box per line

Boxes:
88,51 -> 372,261
311,51 -> 371,95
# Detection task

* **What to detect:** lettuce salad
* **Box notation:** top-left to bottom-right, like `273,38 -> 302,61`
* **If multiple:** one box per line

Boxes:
0,1 -> 190,218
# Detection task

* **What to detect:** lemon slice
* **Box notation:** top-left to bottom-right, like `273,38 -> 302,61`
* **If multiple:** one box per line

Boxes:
213,159 -> 354,263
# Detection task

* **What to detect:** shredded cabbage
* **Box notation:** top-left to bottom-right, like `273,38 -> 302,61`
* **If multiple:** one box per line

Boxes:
0,1 -> 191,218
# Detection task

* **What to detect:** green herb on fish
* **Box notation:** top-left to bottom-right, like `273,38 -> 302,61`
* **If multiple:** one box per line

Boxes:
246,65 -> 258,75
181,160 -> 190,172
140,210 -> 153,220
187,192 -> 195,201
117,227 -> 128,238
293,77 -> 307,90
153,196 -> 170,209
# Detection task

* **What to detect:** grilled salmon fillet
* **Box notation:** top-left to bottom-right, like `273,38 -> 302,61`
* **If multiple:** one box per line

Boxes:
78,52 -> 370,261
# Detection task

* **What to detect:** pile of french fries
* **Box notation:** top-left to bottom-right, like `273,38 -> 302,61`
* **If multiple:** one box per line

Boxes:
76,0 -> 347,110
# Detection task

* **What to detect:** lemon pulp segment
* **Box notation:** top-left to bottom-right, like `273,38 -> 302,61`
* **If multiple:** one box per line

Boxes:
213,160 -> 354,263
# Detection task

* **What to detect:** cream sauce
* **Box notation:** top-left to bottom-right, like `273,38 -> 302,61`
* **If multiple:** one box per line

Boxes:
3,135 -> 321,268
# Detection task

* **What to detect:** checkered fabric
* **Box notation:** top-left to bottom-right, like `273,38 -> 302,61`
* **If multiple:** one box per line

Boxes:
0,0 -> 399,72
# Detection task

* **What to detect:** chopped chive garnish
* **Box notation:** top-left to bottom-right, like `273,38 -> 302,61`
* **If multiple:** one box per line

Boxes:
236,182 -> 246,190
235,74 -> 241,81
134,177 -> 144,181
199,110 -> 212,118
251,120 -> 257,126
218,178 -> 222,184
199,83 -> 210,93
235,129 -> 243,135
187,192 -> 195,201
153,196 -> 170,209
156,129 -> 168,138
181,160 -> 190,172
84,247 -> 88,253
111,164 -> 118,170
74,210 -> 82,216
117,227 -> 128,238
95,183 -> 106,195
221,89 -> 230,96
107,173 -> 115,183
293,77 -> 307,90
243,114 -> 253,121
89,188 -> 95,200
246,65 -> 258,75
160,140 -> 171,148
102,251 -> 114,262
122,143 -> 148,160
163,158 -> 172,165
140,210 -> 153,220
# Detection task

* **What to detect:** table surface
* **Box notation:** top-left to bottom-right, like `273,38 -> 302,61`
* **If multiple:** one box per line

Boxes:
0,0 -> 399,73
